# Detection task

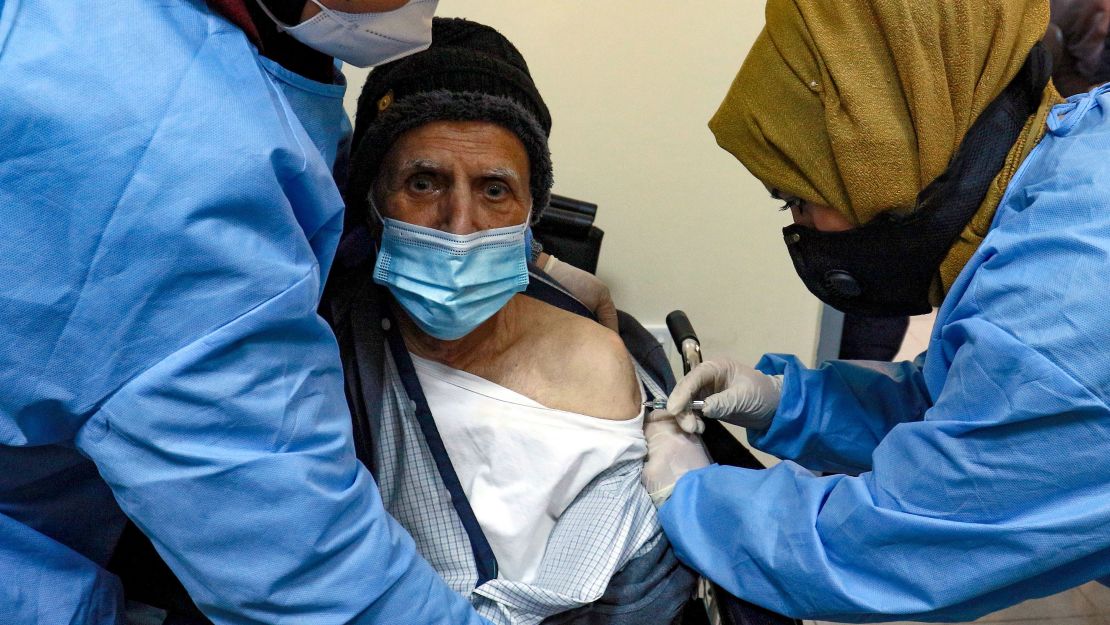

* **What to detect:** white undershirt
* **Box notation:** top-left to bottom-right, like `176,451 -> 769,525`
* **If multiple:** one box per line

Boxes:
410,353 -> 647,584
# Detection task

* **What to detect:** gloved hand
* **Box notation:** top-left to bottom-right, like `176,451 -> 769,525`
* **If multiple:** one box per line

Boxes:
542,255 -> 619,332
642,409 -> 712,507
666,359 -> 783,434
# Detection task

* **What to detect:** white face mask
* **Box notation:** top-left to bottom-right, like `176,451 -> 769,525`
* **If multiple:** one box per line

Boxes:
255,0 -> 438,68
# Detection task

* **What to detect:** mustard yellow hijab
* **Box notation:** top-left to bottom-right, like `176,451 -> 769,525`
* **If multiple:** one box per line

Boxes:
711,0 -> 1060,299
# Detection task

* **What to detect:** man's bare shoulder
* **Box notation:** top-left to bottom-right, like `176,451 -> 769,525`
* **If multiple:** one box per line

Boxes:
516,296 -> 641,420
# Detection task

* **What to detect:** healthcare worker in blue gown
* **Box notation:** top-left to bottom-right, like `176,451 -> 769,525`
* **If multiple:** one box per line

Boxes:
651,0 -> 1110,622
0,1 -> 498,623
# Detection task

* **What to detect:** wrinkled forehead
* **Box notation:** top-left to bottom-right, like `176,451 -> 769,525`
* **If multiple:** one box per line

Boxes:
381,120 -> 531,181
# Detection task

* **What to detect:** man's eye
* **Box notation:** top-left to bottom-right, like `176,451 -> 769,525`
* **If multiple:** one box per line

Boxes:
408,174 -> 437,193
484,181 -> 509,199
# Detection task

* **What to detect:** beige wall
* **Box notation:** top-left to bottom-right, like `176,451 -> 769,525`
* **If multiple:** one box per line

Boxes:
341,1 -> 823,372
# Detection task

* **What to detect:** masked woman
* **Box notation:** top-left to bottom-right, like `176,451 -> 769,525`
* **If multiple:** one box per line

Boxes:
653,0 -> 1110,622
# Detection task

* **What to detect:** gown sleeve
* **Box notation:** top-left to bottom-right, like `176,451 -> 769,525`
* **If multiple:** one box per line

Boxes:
748,354 -> 932,474
76,266 -> 490,625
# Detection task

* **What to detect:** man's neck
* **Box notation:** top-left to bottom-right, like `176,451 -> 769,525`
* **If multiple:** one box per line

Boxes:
209,0 -> 261,45
397,297 -> 526,373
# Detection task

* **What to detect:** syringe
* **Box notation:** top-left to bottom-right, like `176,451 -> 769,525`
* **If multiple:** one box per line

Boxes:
642,398 -> 706,412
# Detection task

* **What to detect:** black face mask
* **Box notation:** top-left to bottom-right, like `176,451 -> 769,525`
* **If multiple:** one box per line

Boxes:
783,43 -> 1052,317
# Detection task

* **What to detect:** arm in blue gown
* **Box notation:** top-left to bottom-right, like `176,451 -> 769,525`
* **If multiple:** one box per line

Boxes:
77,270 -> 489,625
748,355 -> 932,474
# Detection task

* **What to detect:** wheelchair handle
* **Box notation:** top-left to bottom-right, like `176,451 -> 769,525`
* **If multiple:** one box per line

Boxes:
666,310 -> 703,375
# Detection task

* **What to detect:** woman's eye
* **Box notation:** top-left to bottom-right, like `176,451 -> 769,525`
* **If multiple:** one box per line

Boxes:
779,198 -> 804,212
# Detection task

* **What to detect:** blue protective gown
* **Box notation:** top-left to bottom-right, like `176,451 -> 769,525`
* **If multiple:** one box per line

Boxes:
660,86 -> 1110,622
0,1 -> 489,624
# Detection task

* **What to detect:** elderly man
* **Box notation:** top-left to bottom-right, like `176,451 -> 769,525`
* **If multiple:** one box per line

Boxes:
321,17 -> 703,625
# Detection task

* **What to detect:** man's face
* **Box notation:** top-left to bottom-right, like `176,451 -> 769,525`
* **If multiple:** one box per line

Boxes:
376,121 -> 532,234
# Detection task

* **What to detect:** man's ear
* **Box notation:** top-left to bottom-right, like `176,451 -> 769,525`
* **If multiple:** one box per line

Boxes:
362,182 -> 384,241
366,218 -> 384,240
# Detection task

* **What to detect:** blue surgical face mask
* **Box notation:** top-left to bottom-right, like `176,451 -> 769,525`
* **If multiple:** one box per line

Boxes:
373,214 -> 532,340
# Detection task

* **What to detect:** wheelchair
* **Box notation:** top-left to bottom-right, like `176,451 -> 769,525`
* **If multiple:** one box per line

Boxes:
108,194 -> 800,625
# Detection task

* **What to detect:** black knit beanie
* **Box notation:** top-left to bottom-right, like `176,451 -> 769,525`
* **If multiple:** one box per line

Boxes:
346,18 -> 553,229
